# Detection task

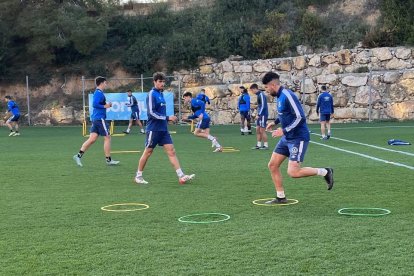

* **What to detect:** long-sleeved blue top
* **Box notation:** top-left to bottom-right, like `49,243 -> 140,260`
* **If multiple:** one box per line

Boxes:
7,100 -> 20,115
188,98 -> 209,120
316,92 -> 334,115
238,93 -> 250,112
126,95 -> 139,112
196,93 -> 210,105
274,86 -> 310,141
146,87 -> 169,131
91,89 -> 107,120
256,91 -> 268,116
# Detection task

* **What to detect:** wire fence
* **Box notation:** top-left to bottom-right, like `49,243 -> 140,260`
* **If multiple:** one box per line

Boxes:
1,68 -> 413,126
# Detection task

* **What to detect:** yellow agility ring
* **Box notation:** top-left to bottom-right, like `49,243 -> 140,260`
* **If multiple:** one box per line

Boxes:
222,147 -> 240,153
252,198 -> 299,206
110,150 -> 141,154
101,203 -> 149,212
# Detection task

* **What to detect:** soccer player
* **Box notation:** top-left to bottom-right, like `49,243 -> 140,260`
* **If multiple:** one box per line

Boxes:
262,72 -> 334,204
182,92 -> 223,152
134,72 -> 195,185
123,89 -> 145,134
73,76 -> 119,167
249,83 -> 268,149
4,95 -> 21,136
238,86 -> 252,135
316,85 -> 334,140
196,88 -> 210,105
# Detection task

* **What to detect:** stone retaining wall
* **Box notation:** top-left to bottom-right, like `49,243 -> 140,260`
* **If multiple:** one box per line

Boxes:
176,47 -> 414,124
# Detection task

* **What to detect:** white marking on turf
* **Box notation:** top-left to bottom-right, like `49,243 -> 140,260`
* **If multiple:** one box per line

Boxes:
311,133 -> 414,157
318,125 -> 414,130
310,141 -> 414,171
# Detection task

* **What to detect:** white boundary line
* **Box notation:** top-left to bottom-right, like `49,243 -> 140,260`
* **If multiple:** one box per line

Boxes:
318,126 -> 414,130
311,133 -> 414,157
310,141 -> 414,170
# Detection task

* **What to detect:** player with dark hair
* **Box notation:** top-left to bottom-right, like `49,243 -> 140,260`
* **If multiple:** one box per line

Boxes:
196,88 -> 210,105
4,95 -> 21,136
134,72 -> 194,185
73,76 -> 119,167
316,85 -> 334,140
262,71 -> 334,204
238,86 -> 252,135
249,83 -> 268,149
123,89 -> 145,134
182,92 -> 222,152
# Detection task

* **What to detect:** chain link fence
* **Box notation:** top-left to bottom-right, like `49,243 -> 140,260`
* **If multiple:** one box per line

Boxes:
1,68 -> 412,126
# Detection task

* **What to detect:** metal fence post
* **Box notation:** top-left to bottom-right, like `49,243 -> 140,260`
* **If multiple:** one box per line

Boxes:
26,75 -> 31,125
82,76 -> 86,122
178,75 -> 182,121
301,71 -> 306,104
368,70 -> 372,122
141,74 -> 144,92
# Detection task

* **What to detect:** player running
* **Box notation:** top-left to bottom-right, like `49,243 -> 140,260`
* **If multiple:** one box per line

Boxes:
123,89 -> 145,134
134,72 -> 194,185
73,76 -> 120,167
262,72 -> 334,204
4,96 -> 21,136
182,92 -> 223,152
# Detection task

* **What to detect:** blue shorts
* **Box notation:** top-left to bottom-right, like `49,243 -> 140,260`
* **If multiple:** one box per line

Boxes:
7,114 -> 20,122
320,114 -> 331,122
131,111 -> 140,120
90,119 -> 110,136
240,111 -> 250,120
256,115 -> 268,128
145,131 -> 173,148
274,136 -> 309,162
196,118 -> 210,130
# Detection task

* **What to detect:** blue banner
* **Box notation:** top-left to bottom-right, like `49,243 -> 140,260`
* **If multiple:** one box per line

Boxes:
88,92 -> 174,121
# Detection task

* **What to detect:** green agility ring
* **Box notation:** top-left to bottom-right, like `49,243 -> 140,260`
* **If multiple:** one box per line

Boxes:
338,208 -> 391,217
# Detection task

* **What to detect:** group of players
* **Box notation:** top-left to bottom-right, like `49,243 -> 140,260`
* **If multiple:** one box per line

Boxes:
72,71 -> 334,204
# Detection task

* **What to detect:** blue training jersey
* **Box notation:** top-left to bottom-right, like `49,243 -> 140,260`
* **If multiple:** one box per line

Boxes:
196,93 -> 210,104
127,95 -> 139,113
274,86 -> 310,141
316,92 -> 334,115
146,87 -> 169,131
7,100 -> 20,115
188,98 -> 209,120
91,89 -> 107,120
238,93 -> 250,112
256,91 -> 268,116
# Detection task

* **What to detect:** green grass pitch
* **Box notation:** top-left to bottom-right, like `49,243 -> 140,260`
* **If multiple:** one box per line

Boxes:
1,122 -> 414,275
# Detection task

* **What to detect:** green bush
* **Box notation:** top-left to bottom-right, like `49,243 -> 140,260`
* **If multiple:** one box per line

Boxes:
298,12 -> 326,49
252,11 -> 291,58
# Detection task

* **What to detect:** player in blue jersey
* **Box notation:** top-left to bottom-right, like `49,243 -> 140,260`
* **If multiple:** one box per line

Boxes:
262,72 -> 334,204
249,84 -> 268,149
196,89 -> 210,105
316,85 -> 334,140
134,72 -> 194,185
238,86 -> 252,135
73,76 -> 119,167
123,90 -> 145,134
4,95 -> 21,136
182,92 -> 223,152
